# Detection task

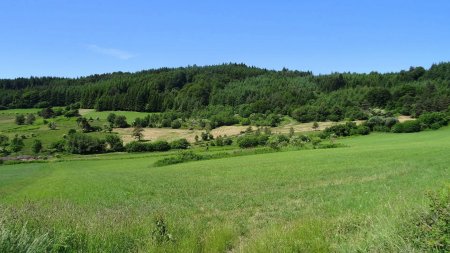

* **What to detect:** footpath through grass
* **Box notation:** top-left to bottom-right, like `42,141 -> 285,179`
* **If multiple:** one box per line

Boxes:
0,128 -> 449,252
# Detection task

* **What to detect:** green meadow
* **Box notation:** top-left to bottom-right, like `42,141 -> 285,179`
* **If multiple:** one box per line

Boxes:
1,126 -> 449,252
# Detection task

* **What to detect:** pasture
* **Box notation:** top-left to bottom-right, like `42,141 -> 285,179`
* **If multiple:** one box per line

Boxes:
0,126 -> 449,252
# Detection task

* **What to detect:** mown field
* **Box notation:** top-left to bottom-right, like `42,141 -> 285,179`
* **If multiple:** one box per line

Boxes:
1,125 -> 449,252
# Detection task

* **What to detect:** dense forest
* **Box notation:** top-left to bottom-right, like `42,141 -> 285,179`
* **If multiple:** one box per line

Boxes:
1,63 -> 450,125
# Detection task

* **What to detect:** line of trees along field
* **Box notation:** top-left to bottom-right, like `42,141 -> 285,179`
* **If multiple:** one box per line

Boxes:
1,63 -> 450,121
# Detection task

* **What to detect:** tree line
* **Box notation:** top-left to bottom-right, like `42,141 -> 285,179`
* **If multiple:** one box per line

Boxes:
1,63 -> 450,122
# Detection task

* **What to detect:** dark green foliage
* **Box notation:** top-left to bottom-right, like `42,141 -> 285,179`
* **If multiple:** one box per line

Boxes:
364,116 -> 398,131
48,122 -> 57,130
124,141 -> 148,152
77,117 -> 92,132
366,88 -> 392,107
125,140 -> 171,153
214,136 -> 233,146
66,133 -> 106,154
10,136 -> 24,152
170,119 -> 182,129
267,135 -> 290,149
391,120 -> 421,133
64,109 -> 80,118
237,134 -> 269,148
320,122 -> 358,138
155,151 -> 204,166
350,125 -> 371,135
152,141 -> 171,151
39,107 -> 55,119
105,134 -> 124,152
170,138 -> 190,149
49,140 -> 66,152
0,135 -> 9,153
200,132 -> 210,141
2,63 -> 450,125
107,113 -> 116,125
32,139 -> 43,154
114,115 -> 129,128
291,106 -> 316,123
15,114 -> 25,125
418,112 -> 448,129
25,114 -> 36,125
412,187 -> 450,252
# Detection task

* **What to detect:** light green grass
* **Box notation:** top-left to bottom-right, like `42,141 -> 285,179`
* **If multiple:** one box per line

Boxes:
0,127 -> 449,252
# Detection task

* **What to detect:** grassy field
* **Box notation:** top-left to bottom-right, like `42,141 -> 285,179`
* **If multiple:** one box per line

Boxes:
1,126 -> 449,252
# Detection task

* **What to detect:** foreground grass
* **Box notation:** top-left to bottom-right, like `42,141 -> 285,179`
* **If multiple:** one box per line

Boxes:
0,128 -> 449,252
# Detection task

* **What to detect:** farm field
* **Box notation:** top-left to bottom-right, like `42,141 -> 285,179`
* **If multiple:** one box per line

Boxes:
0,126 -> 448,252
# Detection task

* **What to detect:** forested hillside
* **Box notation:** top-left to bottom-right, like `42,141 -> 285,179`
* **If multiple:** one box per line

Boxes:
1,63 -> 450,122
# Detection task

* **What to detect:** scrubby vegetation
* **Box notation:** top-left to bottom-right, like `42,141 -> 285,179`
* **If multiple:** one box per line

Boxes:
1,63 -> 450,251
2,63 -> 450,130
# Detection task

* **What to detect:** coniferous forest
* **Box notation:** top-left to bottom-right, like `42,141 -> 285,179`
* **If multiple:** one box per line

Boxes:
1,63 -> 450,124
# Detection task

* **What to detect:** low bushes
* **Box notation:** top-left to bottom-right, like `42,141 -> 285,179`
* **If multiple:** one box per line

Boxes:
410,187 -> 450,252
155,151 -> 204,166
66,133 -> 106,154
237,134 -> 269,148
391,120 -> 421,133
125,140 -> 171,153
320,122 -> 359,138
170,138 -> 190,149
418,112 -> 448,129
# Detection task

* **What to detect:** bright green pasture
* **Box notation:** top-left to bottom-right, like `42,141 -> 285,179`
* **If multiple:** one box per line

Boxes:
1,128 -> 449,252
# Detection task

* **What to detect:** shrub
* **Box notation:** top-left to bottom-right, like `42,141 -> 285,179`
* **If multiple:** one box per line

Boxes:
155,151 -> 204,166
66,133 -> 106,154
49,140 -> 66,152
125,140 -> 171,153
15,114 -> 25,125
240,118 -> 251,126
10,136 -> 24,152
214,136 -> 233,146
107,113 -> 116,124
418,112 -> 448,130
237,135 -> 261,148
391,120 -> 421,133
412,187 -> 450,252
48,122 -> 57,130
350,125 -> 370,135
267,135 -> 290,149
125,141 -> 149,152
105,134 -> 124,152
170,138 -> 190,149
161,119 -> 171,128
170,119 -> 182,129
32,139 -> 43,154
114,115 -> 129,128
320,122 -> 358,138
0,135 -> 9,151
25,114 -> 36,125
289,135 -> 305,147
152,141 -> 171,152
39,107 -> 55,119
64,109 -> 80,118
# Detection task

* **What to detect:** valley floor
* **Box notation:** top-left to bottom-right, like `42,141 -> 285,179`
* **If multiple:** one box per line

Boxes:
0,127 -> 449,252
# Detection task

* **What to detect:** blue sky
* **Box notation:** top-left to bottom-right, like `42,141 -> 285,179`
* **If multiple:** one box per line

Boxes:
1,0 -> 449,78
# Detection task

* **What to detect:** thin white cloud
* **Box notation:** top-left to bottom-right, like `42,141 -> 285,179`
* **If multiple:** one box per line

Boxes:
87,44 -> 135,60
